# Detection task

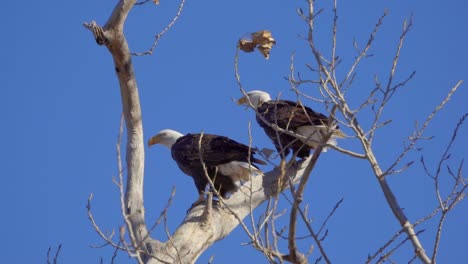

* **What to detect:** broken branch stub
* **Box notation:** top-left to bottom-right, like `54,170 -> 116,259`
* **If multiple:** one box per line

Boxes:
238,30 -> 276,59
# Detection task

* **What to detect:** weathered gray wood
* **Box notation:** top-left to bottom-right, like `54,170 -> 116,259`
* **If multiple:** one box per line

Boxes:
84,0 -> 158,261
84,1 -> 312,262
147,159 -> 311,264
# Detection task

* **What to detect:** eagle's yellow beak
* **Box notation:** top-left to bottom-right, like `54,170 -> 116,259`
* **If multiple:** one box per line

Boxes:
237,96 -> 248,105
332,129 -> 347,138
147,135 -> 161,147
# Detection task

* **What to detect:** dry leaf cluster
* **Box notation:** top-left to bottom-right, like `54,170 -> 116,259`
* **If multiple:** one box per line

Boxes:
239,30 -> 276,59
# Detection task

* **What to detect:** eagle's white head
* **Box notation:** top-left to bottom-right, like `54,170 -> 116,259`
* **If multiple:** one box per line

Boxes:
237,90 -> 272,109
148,129 -> 184,149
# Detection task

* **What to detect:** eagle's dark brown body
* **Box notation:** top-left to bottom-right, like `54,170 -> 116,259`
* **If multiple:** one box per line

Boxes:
171,133 -> 266,198
256,100 -> 330,158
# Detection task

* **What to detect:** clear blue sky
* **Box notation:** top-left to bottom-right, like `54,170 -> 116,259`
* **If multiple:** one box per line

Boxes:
2,0 -> 466,263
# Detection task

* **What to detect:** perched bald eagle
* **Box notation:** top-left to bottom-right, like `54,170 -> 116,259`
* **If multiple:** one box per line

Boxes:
237,90 -> 345,158
148,129 -> 266,204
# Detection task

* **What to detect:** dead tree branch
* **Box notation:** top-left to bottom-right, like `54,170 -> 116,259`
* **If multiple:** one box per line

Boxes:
84,1 -> 322,262
84,0 -> 162,261
293,1 -> 464,263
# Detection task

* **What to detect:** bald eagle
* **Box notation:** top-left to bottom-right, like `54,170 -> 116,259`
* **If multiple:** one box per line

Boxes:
148,129 -> 266,204
237,90 -> 345,158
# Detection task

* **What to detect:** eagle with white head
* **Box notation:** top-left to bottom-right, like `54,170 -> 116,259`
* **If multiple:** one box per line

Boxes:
237,90 -> 345,158
148,129 -> 266,205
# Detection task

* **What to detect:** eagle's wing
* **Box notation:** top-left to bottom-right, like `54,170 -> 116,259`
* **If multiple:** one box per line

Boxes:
261,100 -> 329,130
172,134 -> 265,168
203,135 -> 266,166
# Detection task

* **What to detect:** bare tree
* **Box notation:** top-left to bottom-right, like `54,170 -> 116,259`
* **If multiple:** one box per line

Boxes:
83,0 -> 465,263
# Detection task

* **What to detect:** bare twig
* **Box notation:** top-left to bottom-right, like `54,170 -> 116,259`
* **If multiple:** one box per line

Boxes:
368,17 -> 414,143
295,203 -> 331,264
383,81 -> 463,178
376,229 -> 425,264
368,185 -> 465,264
132,0 -> 186,56
367,228 -> 405,264
148,186 -> 176,234
429,113 -> 467,263
164,209 -> 183,264
247,123 -> 260,242
46,244 -> 62,264
366,98 -> 465,264
87,194 -> 127,250
111,241 -> 120,264
340,10 -> 388,89
135,0 -> 151,6
317,198 -> 344,236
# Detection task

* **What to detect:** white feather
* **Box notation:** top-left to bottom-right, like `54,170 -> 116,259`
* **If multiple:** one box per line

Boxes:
150,129 -> 183,149
218,161 -> 263,182
295,125 -> 338,152
241,90 -> 272,108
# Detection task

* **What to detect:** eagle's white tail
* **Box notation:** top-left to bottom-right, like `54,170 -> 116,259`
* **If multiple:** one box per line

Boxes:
296,125 -> 340,152
218,161 -> 263,182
